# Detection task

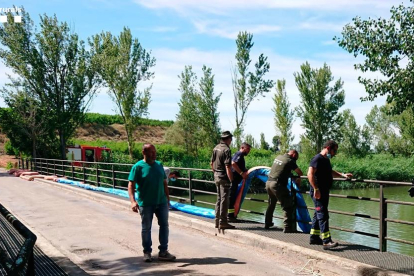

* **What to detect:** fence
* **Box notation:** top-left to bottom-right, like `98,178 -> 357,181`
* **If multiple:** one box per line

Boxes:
20,158 -> 414,254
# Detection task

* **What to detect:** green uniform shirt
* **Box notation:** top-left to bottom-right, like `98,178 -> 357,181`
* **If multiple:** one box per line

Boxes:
210,142 -> 232,179
268,154 -> 298,185
128,160 -> 167,207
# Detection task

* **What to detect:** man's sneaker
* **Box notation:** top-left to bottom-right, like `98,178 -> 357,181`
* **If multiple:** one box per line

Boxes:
309,238 -> 323,245
264,222 -> 274,229
219,223 -> 236,229
143,252 -> 152,262
158,251 -> 176,261
323,241 -> 339,250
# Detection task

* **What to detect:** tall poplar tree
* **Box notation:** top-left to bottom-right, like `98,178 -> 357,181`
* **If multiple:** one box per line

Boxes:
91,27 -> 155,159
272,79 -> 294,153
232,31 -> 274,147
295,62 -> 345,153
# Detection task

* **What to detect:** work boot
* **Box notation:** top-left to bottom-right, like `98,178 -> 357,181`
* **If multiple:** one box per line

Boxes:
283,228 -> 297,233
264,222 -> 274,229
323,241 -> 339,250
219,223 -> 236,229
309,238 -> 323,245
158,250 -> 176,261
228,216 -> 239,223
215,219 -> 219,228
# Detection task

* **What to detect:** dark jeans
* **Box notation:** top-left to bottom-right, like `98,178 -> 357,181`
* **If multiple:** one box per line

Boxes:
265,180 -> 294,229
214,177 -> 231,225
139,203 -> 169,253
228,173 -> 243,218
310,190 -> 331,243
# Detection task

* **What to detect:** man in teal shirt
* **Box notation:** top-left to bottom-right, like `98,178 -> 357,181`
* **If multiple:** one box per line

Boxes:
128,143 -> 176,262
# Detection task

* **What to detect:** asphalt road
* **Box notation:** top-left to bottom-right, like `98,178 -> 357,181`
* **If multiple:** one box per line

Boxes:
0,170 -> 298,276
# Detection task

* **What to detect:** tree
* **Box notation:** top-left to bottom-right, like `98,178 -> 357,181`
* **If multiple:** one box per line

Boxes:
259,133 -> 269,150
176,66 -> 201,156
272,79 -> 294,153
244,134 -> 257,149
295,62 -> 345,152
336,1 -> 414,114
91,27 -> 155,159
271,135 -> 280,152
0,9 -> 99,159
197,65 -> 221,148
339,109 -> 370,157
232,31 -> 274,147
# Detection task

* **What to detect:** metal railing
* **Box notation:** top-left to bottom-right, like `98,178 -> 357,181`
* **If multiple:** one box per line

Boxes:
20,158 -> 414,254
0,203 -> 37,276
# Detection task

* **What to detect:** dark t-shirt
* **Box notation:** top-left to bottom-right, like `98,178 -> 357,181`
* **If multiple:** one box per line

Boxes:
268,154 -> 298,185
309,153 -> 333,191
231,151 -> 247,173
211,142 -> 232,179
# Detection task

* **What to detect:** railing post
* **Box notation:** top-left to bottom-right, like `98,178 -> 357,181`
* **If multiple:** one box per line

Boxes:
53,160 -> 56,175
18,158 -> 21,169
46,160 -> 49,175
22,158 -> 24,169
188,171 -> 194,205
379,184 -> 387,252
96,163 -> 100,187
26,159 -> 29,170
30,159 -> 33,171
82,162 -> 86,183
112,164 -> 116,189
71,162 -> 74,179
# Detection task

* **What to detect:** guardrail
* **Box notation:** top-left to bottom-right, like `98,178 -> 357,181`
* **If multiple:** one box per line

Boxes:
0,203 -> 36,275
20,158 -> 414,254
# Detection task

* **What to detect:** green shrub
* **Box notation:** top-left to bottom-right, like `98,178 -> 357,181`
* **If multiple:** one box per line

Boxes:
4,140 -> 18,156
6,161 -> 13,170
84,113 -> 174,127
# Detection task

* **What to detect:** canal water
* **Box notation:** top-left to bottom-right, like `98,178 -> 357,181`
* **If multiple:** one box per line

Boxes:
195,186 -> 414,257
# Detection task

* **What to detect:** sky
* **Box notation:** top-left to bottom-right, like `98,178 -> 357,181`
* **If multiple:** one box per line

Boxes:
0,0 -> 409,145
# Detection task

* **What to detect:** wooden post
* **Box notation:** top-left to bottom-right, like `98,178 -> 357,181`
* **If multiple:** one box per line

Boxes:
112,164 -> 116,189
188,171 -> 194,205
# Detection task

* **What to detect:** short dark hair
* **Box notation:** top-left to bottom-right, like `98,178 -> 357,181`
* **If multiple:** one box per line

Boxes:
323,140 -> 338,150
170,170 -> 181,177
241,142 -> 251,148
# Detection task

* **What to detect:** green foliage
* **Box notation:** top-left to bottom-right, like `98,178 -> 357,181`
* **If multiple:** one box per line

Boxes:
84,113 -> 173,127
4,140 -> 18,156
232,31 -> 274,147
272,79 -> 294,152
259,133 -> 269,150
295,62 -> 345,153
90,27 -> 156,159
244,134 -> 257,149
0,9 -> 99,159
336,1 -> 414,113
339,109 -> 371,157
6,162 -> 13,170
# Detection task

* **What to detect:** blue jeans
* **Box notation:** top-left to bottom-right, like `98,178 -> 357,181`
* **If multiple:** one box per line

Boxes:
139,203 -> 169,253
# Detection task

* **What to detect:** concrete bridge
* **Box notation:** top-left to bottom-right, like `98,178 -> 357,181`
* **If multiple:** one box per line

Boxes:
0,168 -> 413,276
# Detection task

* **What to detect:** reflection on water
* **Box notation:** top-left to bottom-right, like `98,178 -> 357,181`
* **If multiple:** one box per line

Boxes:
196,186 -> 414,257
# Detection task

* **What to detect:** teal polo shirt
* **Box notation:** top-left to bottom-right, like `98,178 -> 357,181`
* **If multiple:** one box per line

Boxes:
128,160 -> 167,207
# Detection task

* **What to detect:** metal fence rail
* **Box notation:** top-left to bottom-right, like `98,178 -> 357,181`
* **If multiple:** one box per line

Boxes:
0,203 -> 36,276
22,158 -> 414,254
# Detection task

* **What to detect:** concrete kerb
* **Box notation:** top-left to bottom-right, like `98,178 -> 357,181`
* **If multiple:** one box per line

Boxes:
33,178 -> 407,276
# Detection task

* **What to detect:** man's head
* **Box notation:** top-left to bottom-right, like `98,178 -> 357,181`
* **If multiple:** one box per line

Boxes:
240,142 -> 252,156
323,140 -> 338,157
142,143 -> 156,164
169,170 -> 181,182
288,149 -> 299,160
220,131 -> 233,146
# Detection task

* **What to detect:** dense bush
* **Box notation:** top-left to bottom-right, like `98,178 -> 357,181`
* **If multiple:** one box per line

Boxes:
84,113 -> 174,127
4,140 -> 18,156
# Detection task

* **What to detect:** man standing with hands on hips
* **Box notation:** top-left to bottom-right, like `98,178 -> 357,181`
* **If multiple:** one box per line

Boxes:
210,131 -> 235,229
308,140 -> 352,249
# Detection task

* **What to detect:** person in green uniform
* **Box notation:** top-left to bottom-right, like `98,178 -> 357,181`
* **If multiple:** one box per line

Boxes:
265,149 -> 303,232
128,143 -> 176,262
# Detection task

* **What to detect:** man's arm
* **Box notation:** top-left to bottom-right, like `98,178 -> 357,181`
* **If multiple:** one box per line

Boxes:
232,161 -> 247,179
164,179 -> 170,206
332,170 -> 353,179
293,167 -> 303,186
307,167 -> 320,199
128,181 -> 138,212
225,164 -> 233,182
